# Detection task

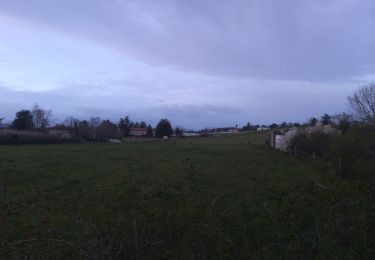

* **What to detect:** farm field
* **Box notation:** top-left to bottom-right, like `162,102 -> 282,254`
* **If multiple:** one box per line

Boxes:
0,132 -> 374,259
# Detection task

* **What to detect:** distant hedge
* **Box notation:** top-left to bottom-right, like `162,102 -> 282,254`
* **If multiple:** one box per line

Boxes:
0,130 -> 81,144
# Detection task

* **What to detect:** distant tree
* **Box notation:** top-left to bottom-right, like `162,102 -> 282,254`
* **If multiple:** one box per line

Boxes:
0,117 -> 4,129
130,121 -> 140,128
242,122 -> 255,131
89,116 -> 101,138
139,121 -> 147,128
333,113 -> 352,134
347,82 -> 375,125
293,122 -> 301,127
12,110 -> 34,130
32,104 -> 53,130
97,120 -> 118,138
175,127 -> 184,137
309,117 -> 318,126
73,121 -> 79,137
118,116 -> 131,137
321,113 -> 332,125
52,124 -> 69,130
78,120 -> 90,138
155,118 -> 173,137
245,122 -> 251,130
146,124 -> 153,137
64,116 -> 80,129
280,121 -> 288,128
269,123 -> 279,129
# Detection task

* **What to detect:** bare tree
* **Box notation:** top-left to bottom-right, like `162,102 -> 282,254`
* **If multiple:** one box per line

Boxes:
332,113 -> 352,134
89,116 -> 101,138
347,82 -> 375,125
0,117 -> 4,129
64,116 -> 79,129
32,104 -> 53,130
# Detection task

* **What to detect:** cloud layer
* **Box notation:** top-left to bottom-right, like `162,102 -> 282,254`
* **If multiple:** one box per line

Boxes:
1,0 -> 374,80
0,0 -> 374,128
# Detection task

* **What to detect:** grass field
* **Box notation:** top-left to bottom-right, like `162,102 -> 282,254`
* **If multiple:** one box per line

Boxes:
1,132 -> 374,259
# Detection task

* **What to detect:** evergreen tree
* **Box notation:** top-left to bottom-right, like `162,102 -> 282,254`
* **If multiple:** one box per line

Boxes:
118,116 -> 131,137
175,127 -> 184,137
309,117 -> 318,126
321,114 -> 332,125
146,124 -> 154,137
155,118 -> 173,137
140,121 -> 147,128
12,110 -> 34,130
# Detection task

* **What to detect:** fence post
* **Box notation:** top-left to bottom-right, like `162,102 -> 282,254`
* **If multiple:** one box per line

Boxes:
312,152 -> 316,162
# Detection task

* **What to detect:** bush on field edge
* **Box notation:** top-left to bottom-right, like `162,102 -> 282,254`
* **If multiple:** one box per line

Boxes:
288,125 -> 375,178
0,130 -> 81,144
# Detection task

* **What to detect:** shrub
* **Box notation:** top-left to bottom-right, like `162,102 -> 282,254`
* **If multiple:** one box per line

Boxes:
329,125 -> 375,177
288,129 -> 335,157
289,124 -> 375,179
0,130 -> 81,145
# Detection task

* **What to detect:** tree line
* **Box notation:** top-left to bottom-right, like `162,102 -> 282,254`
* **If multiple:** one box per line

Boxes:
0,105 -> 181,139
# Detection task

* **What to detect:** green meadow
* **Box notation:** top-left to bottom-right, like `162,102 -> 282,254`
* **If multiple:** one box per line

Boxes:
0,132 -> 374,259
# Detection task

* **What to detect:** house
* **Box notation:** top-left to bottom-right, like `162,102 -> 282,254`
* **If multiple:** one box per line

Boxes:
184,132 -> 200,137
49,129 -> 72,138
269,125 -> 337,152
257,126 -> 270,131
269,127 -> 298,152
130,128 -> 147,136
228,128 -> 240,133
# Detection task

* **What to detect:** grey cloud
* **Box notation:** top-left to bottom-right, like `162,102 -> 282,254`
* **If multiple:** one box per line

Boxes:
0,0 -> 374,81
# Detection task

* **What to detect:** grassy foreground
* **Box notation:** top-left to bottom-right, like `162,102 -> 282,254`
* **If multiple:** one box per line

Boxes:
0,132 -> 374,259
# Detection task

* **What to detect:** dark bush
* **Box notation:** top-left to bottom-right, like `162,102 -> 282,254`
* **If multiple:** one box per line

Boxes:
0,130 -> 81,145
329,125 -> 375,177
288,129 -> 335,157
289,125 -> 375,179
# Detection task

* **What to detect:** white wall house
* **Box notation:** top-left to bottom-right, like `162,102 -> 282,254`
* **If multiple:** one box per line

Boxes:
257,126 -> 270,131
269,128 -> 298,151
269,125 -> 337,152
130,128 -> 147,136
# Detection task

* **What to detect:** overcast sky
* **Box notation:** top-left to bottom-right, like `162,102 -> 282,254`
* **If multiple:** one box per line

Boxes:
0,0 -> 374,128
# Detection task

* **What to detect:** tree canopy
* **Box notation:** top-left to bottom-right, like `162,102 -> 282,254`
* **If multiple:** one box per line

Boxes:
348,82 -> 375,125
118,116 -> 131,137
146,124 -> 154,137
309,117 -> 318,126
32,104 -> 53,130
155,119 -> 173,137
321,114 -> 332,125
12,110 -> 34,130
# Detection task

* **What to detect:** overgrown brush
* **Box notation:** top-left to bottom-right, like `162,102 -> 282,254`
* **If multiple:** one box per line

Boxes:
0,130 -> 80,144
288,125 -> 375,179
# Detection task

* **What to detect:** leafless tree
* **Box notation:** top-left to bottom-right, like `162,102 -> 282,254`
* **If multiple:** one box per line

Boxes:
332,113 -> 352,134
0,117 -> 4,129
89,116 -> 101,138
64,116 -> 80,129
347,82 -> 375,125
32,104 -> 53,130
